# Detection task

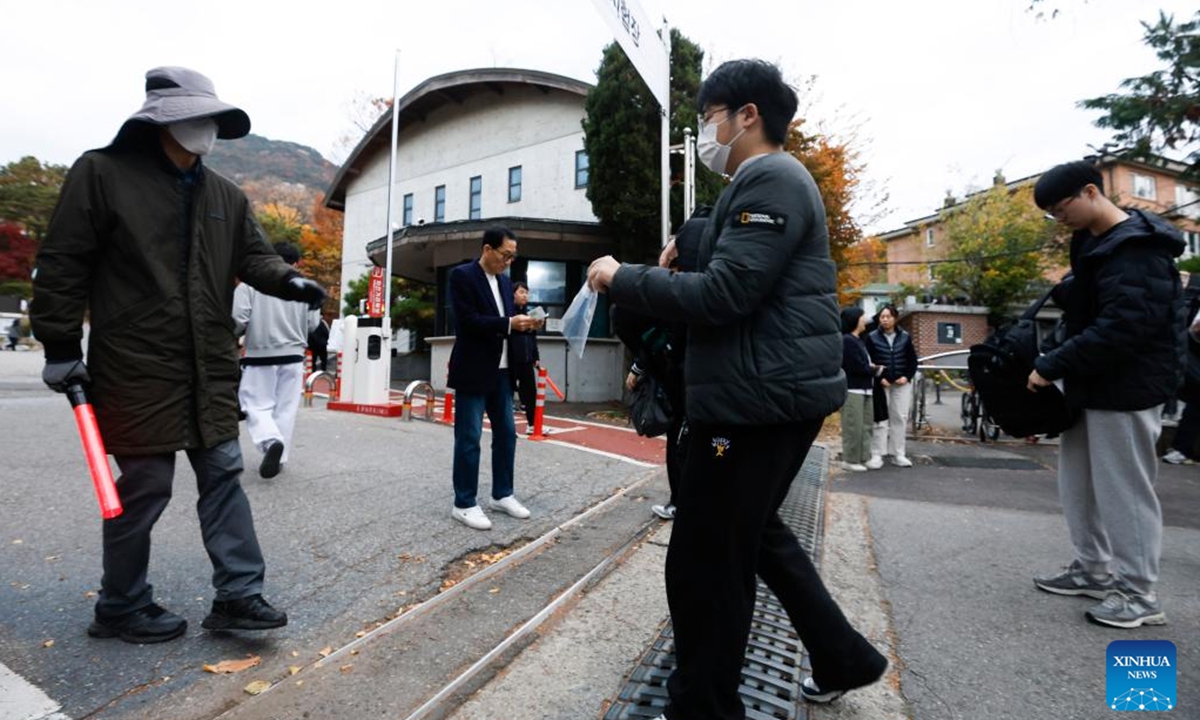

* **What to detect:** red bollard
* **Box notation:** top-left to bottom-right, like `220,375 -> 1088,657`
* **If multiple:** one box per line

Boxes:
66,384 -> 123,520
334,351 -> 343,401
529,367 -> 548,441
442,388 -> 455,424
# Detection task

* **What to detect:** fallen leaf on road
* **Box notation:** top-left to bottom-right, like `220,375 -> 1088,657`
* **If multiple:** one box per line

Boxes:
318,646 -> 333,658
288,666 -> 301,676
203,656 -> 262,674
42,640 -> 54,648
291,650 -> 299,657
11,539 -> 22,545
488,587 -> 500,594
44,555 -> 60,562
296,680 -> 304,686
243,680 -> 271,695
84,591 -> 96,599
354,630 -> 366,638
340,664 -> 353,674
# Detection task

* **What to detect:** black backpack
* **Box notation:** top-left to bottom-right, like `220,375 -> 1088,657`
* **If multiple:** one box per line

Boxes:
968,291 -> 1077,438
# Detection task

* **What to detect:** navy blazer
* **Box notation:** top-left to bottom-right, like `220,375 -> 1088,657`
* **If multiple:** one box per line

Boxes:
447,261 -> 515,394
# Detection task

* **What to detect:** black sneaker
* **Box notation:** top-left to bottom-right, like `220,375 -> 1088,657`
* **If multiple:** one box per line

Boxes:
801,647 -> 888,704
259,440 -> 284,478
202,594 -> 288,631
88,603 -> 187,644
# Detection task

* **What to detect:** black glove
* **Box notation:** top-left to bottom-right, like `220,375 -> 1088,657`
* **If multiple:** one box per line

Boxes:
282,276 -> 328,310
43,359 -> 91,393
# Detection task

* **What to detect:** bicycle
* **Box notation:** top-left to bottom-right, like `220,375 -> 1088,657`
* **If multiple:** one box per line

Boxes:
960,385 -> 1001,442
910,373 -> 931,433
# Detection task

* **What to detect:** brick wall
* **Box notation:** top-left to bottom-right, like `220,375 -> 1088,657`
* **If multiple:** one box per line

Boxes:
899,309 -> 990,360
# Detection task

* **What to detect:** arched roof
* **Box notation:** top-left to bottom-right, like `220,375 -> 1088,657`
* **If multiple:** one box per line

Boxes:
325,68 -> 593,210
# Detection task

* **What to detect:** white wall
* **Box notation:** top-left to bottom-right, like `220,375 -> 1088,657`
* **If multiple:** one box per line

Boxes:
339,84 -> 596,306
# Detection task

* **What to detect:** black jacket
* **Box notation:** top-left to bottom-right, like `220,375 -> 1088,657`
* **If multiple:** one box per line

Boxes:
1035,209 -> 1185,411
842,333 -> 875,391
31,139 -> 295,454
865,327 -> 918,383
508,304 -> 540,367
609,153 -> 845,425
447,261 -> 515,394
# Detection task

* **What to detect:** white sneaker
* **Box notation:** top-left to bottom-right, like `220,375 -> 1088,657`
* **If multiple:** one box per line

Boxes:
892,455 -> 913,468
451,505 -> 492,530
651,503 -> 676,520
1162,449 -> 1193,465
841,462 -> 868,472
488,495 -> 531,519
865,456 -> 884,470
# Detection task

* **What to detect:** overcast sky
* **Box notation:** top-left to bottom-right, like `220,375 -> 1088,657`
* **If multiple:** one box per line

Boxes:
1,0 -> 1190,234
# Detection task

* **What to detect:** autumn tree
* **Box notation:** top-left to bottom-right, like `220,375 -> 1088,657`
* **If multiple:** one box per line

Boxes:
342,271 -> 436,350
1079,10 -> 1200,179
0,221 -> 36,297
784,119 -> 871,303
933,184 -> 1064,319
256,203 -> 304,244
582,29 -> 724,264
0,156 -> 68,242
840,236 -> 888,305
298,194 -> 344,317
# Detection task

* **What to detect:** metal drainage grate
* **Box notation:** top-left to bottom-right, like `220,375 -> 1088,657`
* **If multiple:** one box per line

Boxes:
929,455 -> 1044,470
603,446 -> 828,720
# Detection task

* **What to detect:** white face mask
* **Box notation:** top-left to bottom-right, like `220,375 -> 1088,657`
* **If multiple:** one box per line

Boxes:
696,106 -> 746,175
168,118 -> 219,156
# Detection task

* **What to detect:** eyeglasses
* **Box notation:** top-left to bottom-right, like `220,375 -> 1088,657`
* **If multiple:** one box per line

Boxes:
698,106 -> 732,127
490,246 -> 516,262
1046,195 -> 1078,220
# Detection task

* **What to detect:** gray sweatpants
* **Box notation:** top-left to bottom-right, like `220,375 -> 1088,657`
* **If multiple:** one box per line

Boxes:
98,439 -> 266,617
1057,406 -> 1164,596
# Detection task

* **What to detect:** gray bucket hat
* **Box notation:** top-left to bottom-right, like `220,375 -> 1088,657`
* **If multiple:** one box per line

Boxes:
123,66 -> 250,139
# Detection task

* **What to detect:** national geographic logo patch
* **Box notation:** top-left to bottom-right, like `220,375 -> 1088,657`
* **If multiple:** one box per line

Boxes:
734,210 -> 787,232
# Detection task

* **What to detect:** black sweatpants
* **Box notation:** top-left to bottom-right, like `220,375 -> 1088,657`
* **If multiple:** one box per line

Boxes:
511,363 -> 537,426
664,418 -> 882,720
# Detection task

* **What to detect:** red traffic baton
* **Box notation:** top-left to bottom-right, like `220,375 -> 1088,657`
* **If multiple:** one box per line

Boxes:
66,384 -> 123,520
542,369 -> 565,401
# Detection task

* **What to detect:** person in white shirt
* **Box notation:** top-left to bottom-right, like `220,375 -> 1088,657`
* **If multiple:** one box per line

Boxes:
445,227 -> 540,530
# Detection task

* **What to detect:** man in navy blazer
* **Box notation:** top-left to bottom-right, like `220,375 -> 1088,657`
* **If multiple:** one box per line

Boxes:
448,227 -> 541,530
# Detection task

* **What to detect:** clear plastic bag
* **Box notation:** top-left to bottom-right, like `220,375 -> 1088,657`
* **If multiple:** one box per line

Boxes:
560,285 -> 598,358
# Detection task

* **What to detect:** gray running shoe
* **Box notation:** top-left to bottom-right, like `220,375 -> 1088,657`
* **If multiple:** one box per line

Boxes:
1034,560 -> 1115,599
1086,589 -> 1167,629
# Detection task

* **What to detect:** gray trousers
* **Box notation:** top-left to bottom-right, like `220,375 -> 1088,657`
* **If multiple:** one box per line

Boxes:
98,439 -> 266,617
840,392 -> 874,464
1057,406 -> 1164,596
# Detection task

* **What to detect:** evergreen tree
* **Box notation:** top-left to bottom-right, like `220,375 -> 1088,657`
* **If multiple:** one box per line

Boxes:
582,29 -> 723,265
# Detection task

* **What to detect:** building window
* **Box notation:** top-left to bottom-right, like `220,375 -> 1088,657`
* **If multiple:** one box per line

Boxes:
526,260 -> 568,305
575,150 -> 589,189
927,265 -> 936,282
402,193 -> 413,227
937,322 -> 963,345
434,185 -> 446,223
508,166 -> 522,203
925,228 -> 935,247
1132,173 -> 1157,200
469,176 -> 482,220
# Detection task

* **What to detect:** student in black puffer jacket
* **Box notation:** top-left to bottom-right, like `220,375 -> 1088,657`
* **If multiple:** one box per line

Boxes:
1028,161 -> 1184,629
865,304 -> 918,467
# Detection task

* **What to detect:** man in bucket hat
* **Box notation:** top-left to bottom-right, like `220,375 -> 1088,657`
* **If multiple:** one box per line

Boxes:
31,66 -> 326,643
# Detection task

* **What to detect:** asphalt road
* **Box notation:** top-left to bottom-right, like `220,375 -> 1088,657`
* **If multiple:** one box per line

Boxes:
0,351 -> 664,720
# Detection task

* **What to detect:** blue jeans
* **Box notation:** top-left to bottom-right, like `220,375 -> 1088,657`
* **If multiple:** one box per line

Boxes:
452,373 -> 516,508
